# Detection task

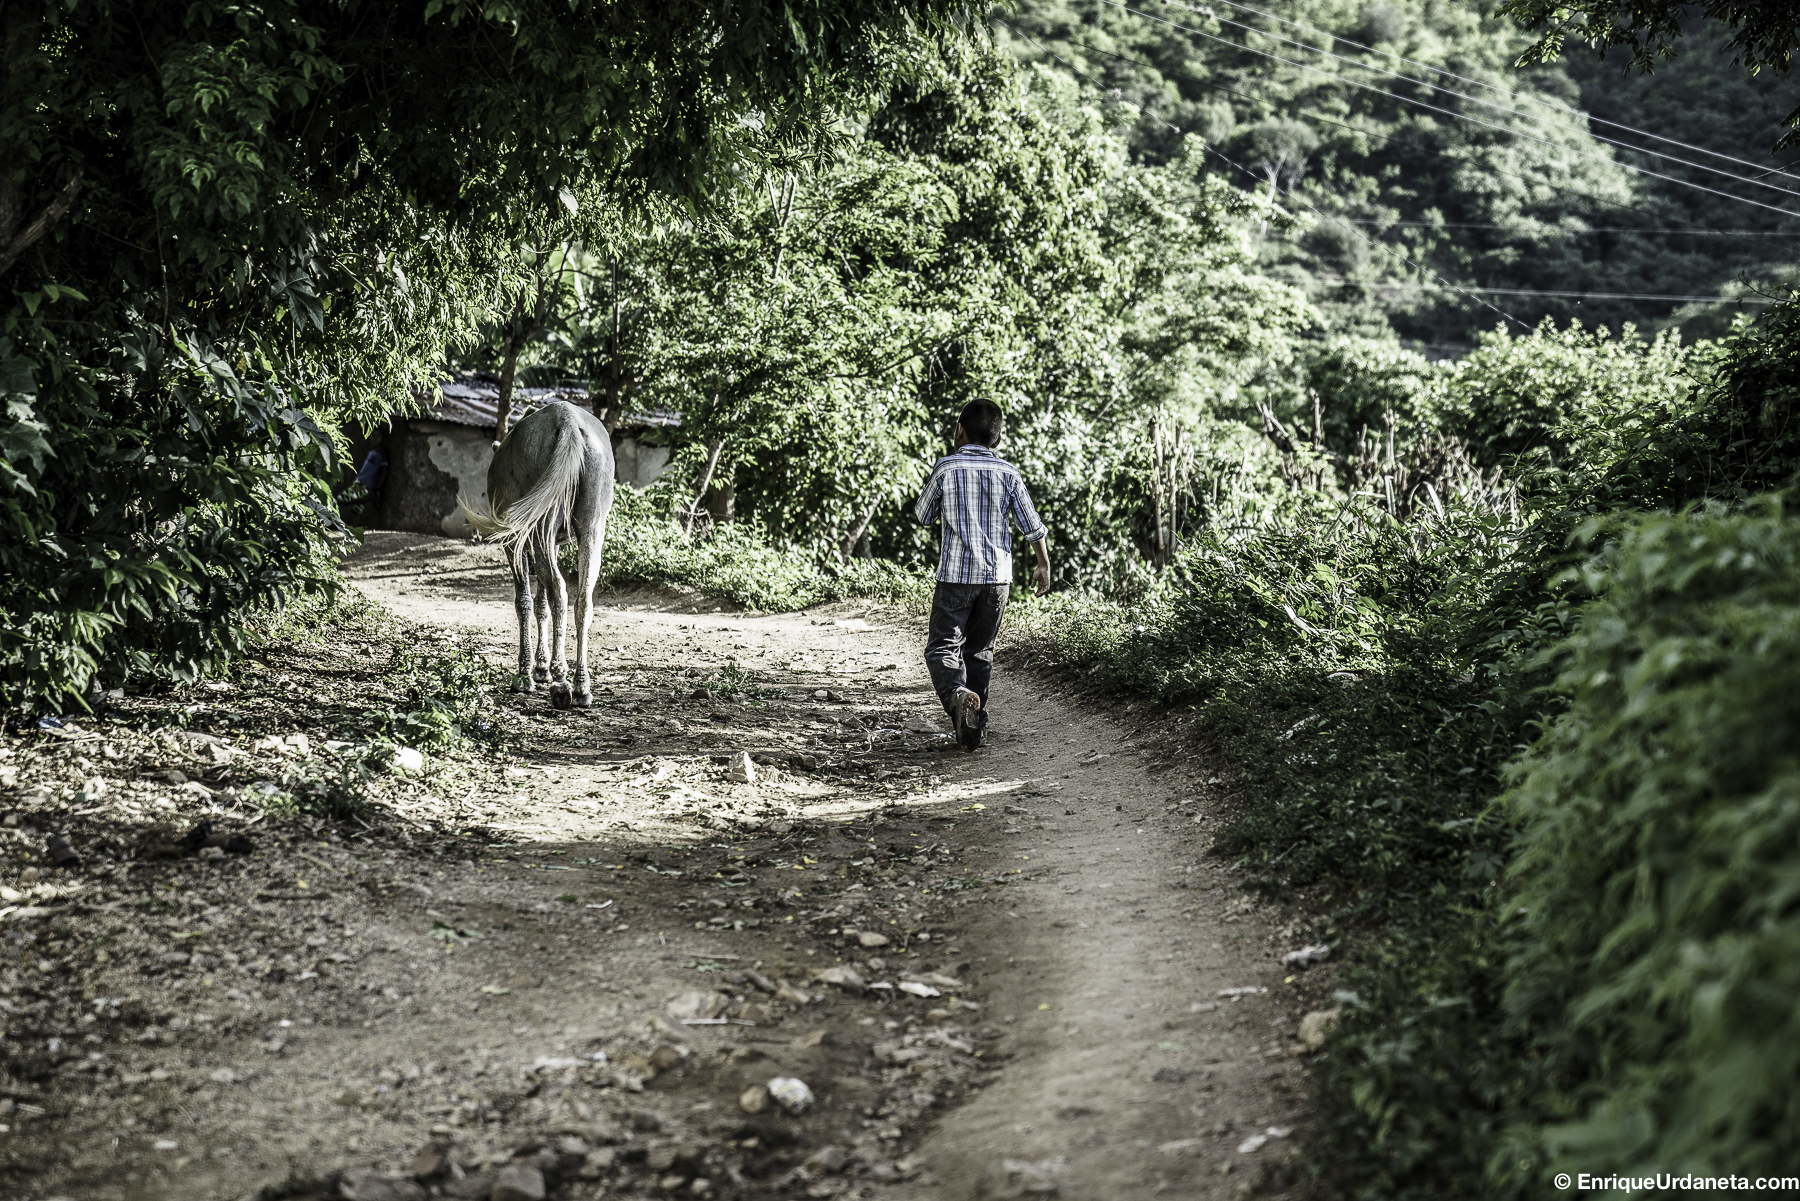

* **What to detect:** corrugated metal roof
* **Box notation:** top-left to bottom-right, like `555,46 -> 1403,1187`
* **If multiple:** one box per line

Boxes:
418,372 -> 680,431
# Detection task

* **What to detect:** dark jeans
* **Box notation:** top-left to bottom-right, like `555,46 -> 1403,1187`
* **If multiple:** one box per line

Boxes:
925,581 -> 1009,721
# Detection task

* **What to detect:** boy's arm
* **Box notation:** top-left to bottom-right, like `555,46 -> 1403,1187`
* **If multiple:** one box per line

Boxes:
1008,474 -> 1052,596
913,464 -> 944,526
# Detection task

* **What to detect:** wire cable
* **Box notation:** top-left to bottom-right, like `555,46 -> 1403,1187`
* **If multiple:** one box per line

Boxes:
998,19 -> 1533,330
1199,0 -> 1800,186
1308,277 -> 1780,303
1153,0 -> 1800,199
1337,220 -> 1800,235
1125,0 -> 1800,215
1096,0 -> 1800,221
1002,19 -> 1798,253
1001,20 -> 1794,317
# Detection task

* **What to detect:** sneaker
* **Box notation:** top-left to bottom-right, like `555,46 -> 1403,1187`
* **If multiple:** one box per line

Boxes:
953,687 -> 988,751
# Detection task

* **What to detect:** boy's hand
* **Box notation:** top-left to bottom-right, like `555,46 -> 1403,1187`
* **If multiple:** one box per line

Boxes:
1031,541 -> 1052,596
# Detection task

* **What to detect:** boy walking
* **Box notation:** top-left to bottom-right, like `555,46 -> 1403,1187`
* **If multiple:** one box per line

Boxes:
913,400 -> 1052,751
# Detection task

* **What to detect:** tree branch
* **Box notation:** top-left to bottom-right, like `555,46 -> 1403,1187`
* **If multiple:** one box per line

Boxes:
685,435 -> 727,535
0,172 -> 83,279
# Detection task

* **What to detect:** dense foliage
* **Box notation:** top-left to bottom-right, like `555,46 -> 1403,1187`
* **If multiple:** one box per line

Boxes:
1501,504 -> 1800,1178
0,0 -> 974,709
478,44 -> 1311,590
1004,0 -> 1800,348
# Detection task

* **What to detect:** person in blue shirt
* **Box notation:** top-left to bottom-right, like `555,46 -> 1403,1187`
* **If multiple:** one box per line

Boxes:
913,400 -> 1052,751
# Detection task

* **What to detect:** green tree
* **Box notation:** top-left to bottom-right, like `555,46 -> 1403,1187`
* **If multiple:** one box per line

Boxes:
0,0 -> 973,707
1002,0 -> 1800,345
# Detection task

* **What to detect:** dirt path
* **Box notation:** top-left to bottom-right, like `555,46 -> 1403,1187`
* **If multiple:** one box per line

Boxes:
348,534 -> 1312,1199
0,533 -> 1312,1201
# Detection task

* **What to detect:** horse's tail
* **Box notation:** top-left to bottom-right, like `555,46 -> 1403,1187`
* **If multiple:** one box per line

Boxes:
458,425 -> 582,575
456,493 -> 509,541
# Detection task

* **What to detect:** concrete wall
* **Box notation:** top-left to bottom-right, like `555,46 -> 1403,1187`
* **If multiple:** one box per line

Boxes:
374,420 -> 673,537
615,436 -> 672,492
373,420 -> 494,538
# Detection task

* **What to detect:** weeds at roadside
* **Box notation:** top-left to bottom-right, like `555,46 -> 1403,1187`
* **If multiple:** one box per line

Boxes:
1006,496 -> 1539,1197
576,485 -> 934,613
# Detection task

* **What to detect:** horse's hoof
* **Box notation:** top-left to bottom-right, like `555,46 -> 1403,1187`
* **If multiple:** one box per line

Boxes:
572,690 -> 593,709
548,682 -> 574,710
512,678 -> 533,694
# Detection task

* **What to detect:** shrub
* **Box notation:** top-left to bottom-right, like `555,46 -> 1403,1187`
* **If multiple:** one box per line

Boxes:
1587,299 -> 1800,510
0,324 -> 342,711
1497,502 -> 1800,1180
579,485 -> 934,613
1306,336 -> 1439,452
1436,319 -> 1695,470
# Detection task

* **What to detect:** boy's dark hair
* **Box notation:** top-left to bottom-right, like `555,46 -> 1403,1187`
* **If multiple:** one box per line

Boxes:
959,400 -> 1005,447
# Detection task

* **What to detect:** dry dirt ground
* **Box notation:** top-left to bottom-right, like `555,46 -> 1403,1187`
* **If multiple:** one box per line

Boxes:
0,531 -> 1336,1201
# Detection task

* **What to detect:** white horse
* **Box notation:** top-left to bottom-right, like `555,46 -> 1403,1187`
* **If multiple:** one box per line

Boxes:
460,402 -> 615,708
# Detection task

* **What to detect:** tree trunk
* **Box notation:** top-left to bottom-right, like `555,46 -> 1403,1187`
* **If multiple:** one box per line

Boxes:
493,332 -> 523,447
842,495 -> 883,561
1150,418 -> 1168,570
0,172 -> 80,278
685,437 -> 727,534
601,255 -> 626,431
0,12 -> 84,281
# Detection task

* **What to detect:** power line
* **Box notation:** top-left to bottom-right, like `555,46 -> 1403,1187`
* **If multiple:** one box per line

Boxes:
1003,19 -> 1795,254
1308,277 -> 1782,303
1338,220 -> 1800,235
1161,0 -> 1800,203
998,19 -> 1533,330
1097,0 -> 1800,222
1000,19 -> 1795,313
1202,0 -> 1800,188
1128,0 -> 1800,216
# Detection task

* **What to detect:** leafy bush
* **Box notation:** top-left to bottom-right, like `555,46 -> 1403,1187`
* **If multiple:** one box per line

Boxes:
1497,503 -> 1800,1180
1306,336 -> 1439,452
582,486 -> 934,613
1581,299 -> 1800,512
1436,320 -> 1696,470
0,321 -> 343,711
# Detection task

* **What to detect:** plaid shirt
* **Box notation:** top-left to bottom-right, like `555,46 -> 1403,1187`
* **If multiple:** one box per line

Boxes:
913,444 -> 1048,584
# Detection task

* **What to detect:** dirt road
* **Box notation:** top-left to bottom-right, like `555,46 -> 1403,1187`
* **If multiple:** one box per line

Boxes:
0,533 -> 1315,1201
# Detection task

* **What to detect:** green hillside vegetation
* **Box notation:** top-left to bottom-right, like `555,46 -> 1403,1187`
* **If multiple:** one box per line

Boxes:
1000,0 -> 1800,350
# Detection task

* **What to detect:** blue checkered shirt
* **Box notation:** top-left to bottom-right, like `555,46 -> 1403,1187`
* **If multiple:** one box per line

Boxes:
913,445 -> 1048,584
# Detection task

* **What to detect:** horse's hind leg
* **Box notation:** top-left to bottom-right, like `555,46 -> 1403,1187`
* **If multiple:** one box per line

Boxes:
569,525 -> 605,708
544,545 -> 574,709
533,575 -> 553,686
512,556 -> 536,694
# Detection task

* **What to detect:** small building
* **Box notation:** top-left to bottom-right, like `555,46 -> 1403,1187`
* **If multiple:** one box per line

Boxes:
343,373 -> 678,537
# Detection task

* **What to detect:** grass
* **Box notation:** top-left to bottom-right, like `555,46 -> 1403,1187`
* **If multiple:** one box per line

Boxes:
1003,504 -> 1541,1198
576,485 -> 935,613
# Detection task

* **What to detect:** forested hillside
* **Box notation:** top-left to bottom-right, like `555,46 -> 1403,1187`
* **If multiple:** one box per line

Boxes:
1001,0 -> 1800,348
